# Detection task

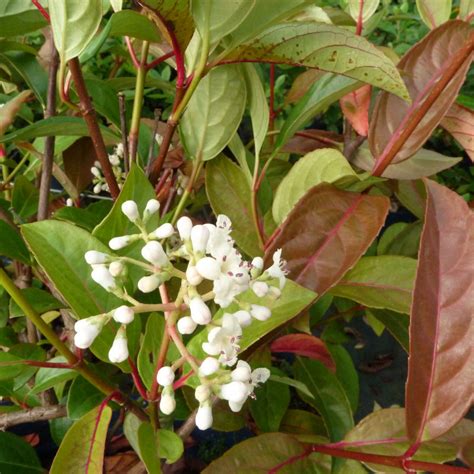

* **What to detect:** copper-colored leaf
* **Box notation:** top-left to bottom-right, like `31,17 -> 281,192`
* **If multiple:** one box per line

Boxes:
369,21 -> 473,166
270,333 -> 335,370
441,103 -> 474,162
105,452 -> 145,474
264,183 -> 389,295
340,85 -> 371,136
405,180 -> 474,444
62,137 -> 96,193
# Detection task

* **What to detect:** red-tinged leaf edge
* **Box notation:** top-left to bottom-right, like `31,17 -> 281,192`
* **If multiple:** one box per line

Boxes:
441,103 -> 474,162
340,85 -> 371,136
270,334 -> 336,371
405,179 -> 474,446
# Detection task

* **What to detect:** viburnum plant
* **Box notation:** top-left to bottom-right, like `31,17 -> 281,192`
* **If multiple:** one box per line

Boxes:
0,0 -> 473,473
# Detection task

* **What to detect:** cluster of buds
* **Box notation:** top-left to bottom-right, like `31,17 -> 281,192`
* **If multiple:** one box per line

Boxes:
91,143 -> 126,194
75,200 -> 287,430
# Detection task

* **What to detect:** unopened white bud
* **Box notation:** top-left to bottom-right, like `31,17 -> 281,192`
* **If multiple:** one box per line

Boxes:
189,297 -> 211,325
66,198 -> 73,207
195,385 -> 211,403
109,236 -> 132,250
91,166 -> 101,178
144,199 -> 160,216
157,366 -> 175,386
177,316 -> 197,335
108,326 -> 129,363
252,257 -> 264,270
250,304 -> 271,321
113,305 -> 134,324
195,403 -> 213,430
121,200 -> 139,222
160,387 -> 176,415
177,216 -> 192,240
85,251 -> 109,265
196,257 -> 221,281
91,266 -> 117,291
74,315 -> 107,349
141,241 -> 169,267
191,225 -> 209,254
137,274 -> 161,293
199,357 -> 220,377
109,260 -> 125,277
186,266 -> 203,286
252,281 -> 269,298
151,223 -> 174,239
220,381 -> 248,403
93,183 -> 102,194
234,310 -> 252,328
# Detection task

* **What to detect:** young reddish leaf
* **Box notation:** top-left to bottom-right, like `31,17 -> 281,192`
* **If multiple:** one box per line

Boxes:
441,103 -> 474,162
265,183 -> 389,296
340,85 -> 371,136
406,180 -> 474,444
369,21 -> 473,169
282,129 -> 343,155
270,334 -> 336,370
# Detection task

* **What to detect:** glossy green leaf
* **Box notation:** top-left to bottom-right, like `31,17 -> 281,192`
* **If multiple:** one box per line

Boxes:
180,65 -> 246,161
137,423 -> 161,474
269,374 -> 314,400
50,405 -> 112,474
0,221 -> 30,264
416,0 -> 452,29
294,357 -> 354,442
12,175 -> 39,220
67,376 -> 104,420
0,352 -> 23,380
157,429 -> 184,464
50,0 -> 103,63
206,156 -> 261,257
9,287 -> 62,317
33,356 -> 77,393
368,309 -> 409,352
9,344 -> 46,391
377,221 -> 422,258
459,0 -> 474,20
272,148 -> 358,224
0,1 -> 48,36
280,409 -> 327,437
109,10 -> 161,42
0,432 -> 42,473
223,23 -> 409,100
329,256 -> 416,314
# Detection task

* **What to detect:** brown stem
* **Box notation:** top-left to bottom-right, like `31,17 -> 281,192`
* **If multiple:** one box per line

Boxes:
37,45 -> 59,220
0,405 -> 66,429
146,108 -> 162,176
118,92 -> 130,173
68,58 -> 120,198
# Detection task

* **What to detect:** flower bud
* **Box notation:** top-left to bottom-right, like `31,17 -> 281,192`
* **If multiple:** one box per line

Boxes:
234,310 -> 252,328
190,225 -> 209,254
160,386 -> 176,415
251,281 -> 269,298
251,257 -> 264,278
199,357 -> 220,377
93,183 -> 102,194
85,251 -> 109,265
109,236 -> 132,250
177,216 -> 192,240
121,200 -> 139,222
108,326 -> 129,363
220,381 -> 248,403
141,241 -> 169,267
109,260 -> 125,277
177,316 -> 197,335
195,403 -> 213,430
157,366 -> 175,386
250,304 -> 271,321
137,274 -> 161,293
151,223 -> 174,239
74,315 -> 107,349
91,166 -> 101,178
229,400 -> 245,413
66,198 -> 73,207
144,199 -> 160,218
186,265 -> 203,286
196,257 -> 221,281
91,266 -> 117,292
113,305 -> 134,324
189,297 -> 211,325
195,385 -> 211,403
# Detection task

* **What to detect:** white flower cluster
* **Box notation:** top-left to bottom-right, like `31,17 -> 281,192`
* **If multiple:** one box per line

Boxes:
91,143 -> 126,194
74,200 -> 287,430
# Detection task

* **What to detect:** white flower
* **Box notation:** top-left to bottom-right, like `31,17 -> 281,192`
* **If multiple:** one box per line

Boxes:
160,386 -> 176,415
202,314 -> 242,366
195,385 -> 211,403
91,266 -> 117,292
251,281 -> 269,298
109,260 -> 125,277
265,248 -> 287,289
186,266 -> 203,286
196,257 -> 221,280
251,256 -> 263,271
157,366 -> 175,387
151,223 -> 174,239
199,357 -> 220,377
74,315 -> 108,349
108,326 -> 129,363
177,216 -> 192,240
109,236 -> 132,250
121,200 -> 139,223
191,225 -> 209,254
206,215 -> 233,259
84,251 -> 109,265
144,199 -> 160,216
137,274 -> 161,293
141,241 -> 169,267
195,403 -> 213,430
66,198 -> 73,207
189,297 -> 211,325
231,362 -> 252,382
250,304 -> 271,321
177,316 -> 197,335
113,306 -> 134,324
234,310 -> 252,328
220,381 -> 248,403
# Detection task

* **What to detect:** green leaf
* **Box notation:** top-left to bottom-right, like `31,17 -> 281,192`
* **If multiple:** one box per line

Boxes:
157,429 -> 184,464
0,1 -> 48,36
50,0 -> 103,63
50,405 -> 112,474
329,256 -> 417,314
12,175 -> 39,220
67,376 -> 104,420
84,79 -> 121,128
280,409 -> 327,437
180,64 -> 246,161
348,0 -> 380,23
272,148 -> 358,224
269,374 -> 314,400
33,356 -> 77,393
377,221 -> 422,258
249,369 -> 290,432
109,10 -> 162,42
9,287 -> 63,317
294,357 -> 354,442
416,0 -> 452,29
0,221 -> 30,264
0,431 -> 43,473
368,309 -> 409,352
0,116 -> 119,144
0,352 -> 24,380
9,344 -> 46,391
137,423 -> 161,474
206,156 -> 261,257
223,23 -> 409,100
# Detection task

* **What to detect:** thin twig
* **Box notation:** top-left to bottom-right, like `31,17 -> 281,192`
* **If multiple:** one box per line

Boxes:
146,108 -> 161,176
0,405 -> 66,429
118,92 -> 130,173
